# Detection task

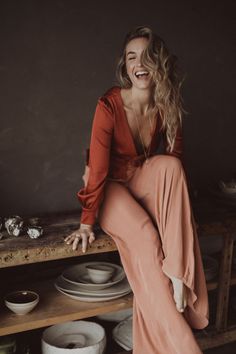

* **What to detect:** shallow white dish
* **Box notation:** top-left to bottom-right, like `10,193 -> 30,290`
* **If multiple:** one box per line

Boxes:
62,262 -> 125,290
96,308 -> 133,322
55,276 -> 131,297
55,283 -> 132,302
41,320 -> 106,354
112,315 -> 133,351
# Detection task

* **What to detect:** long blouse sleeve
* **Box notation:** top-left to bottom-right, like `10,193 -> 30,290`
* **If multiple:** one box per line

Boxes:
77,97 -> 114,225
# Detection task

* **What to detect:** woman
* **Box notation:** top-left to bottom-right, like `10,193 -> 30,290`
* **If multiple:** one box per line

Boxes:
65,26 -> 209,354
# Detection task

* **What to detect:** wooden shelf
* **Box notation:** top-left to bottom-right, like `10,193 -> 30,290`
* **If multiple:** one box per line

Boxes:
0,278 -> 133,336
0,212 -> 118,268
1,269 -> 235,337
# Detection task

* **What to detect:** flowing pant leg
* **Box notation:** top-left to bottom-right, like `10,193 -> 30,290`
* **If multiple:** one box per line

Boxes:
127,154 -> 209,329
98,179 -> 204,354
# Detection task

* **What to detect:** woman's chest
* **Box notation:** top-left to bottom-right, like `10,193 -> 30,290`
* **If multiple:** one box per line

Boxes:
112,106 -> 160,156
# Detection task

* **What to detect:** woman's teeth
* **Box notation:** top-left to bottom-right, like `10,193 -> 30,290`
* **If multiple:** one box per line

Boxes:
135,71 -> 149,78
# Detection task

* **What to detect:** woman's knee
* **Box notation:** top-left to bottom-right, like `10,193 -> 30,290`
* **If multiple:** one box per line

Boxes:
151,154 -> 183,175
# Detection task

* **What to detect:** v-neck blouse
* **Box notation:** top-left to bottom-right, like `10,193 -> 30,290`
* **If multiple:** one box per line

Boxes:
77,86 -> 183,225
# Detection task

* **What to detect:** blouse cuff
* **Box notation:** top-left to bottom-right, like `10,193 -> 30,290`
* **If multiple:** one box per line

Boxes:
80,208 -> 97,226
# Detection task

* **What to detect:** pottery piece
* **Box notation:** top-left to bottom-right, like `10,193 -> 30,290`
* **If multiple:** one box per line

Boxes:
42,320 -> 106,354
0,335 -> 16,354
4,290 -> 39,315
4,216 -> 24,237
62,262 -> 125,290
27,226 -> 43,239
96,308 -> 133,322
86,264 -> 115,284
112,315 -> 133,351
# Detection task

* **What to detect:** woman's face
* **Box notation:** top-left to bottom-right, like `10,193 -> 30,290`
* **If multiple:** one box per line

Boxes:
125,37 -> 153,90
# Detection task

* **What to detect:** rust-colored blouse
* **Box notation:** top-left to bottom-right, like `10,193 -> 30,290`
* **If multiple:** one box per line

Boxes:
77,86 -> 183,225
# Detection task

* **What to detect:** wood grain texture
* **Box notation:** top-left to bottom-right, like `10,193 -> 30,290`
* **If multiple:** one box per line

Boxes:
0,212 -> 117,268
0,278 -> 133,336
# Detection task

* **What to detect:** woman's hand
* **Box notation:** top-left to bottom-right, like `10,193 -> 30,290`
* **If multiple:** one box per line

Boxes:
64,223 -> 95,253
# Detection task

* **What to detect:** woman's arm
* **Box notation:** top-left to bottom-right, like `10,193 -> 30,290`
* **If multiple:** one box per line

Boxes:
77,97 -> 114,225
65,97 -> 114,252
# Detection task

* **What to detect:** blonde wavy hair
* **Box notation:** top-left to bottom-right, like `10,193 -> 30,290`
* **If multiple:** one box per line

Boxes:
116,26 -> 187,152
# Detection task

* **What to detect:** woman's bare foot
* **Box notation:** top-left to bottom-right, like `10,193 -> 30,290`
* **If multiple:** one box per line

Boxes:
164,271 -> 188,312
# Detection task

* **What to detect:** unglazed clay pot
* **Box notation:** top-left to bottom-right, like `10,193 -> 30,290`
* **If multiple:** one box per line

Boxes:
4,216 -> 24,237
27,226 -> 43,239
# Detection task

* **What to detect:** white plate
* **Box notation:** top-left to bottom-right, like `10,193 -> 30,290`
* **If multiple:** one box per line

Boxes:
55,283 -> 132,302
62,262 -> 125,290
55,276 -> 131,297
96,308 -> 133,322
112,315 -> 133,350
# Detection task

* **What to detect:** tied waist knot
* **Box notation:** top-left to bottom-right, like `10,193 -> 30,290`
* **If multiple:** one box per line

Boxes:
128,154 -> 147,167
125,153 -> 155,181
108,153 -> 156,183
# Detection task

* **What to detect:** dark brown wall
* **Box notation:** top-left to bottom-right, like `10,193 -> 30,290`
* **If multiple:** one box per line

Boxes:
0,0 -> 235,216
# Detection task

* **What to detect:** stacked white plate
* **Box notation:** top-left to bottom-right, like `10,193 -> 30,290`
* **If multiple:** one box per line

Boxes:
96,308 -> 133,322
55,262 -> 132,302
202,255 -> 219,281
112,315 -> 133,350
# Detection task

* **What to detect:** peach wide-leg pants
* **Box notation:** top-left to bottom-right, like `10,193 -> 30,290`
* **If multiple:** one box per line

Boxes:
93,155 -> 209,354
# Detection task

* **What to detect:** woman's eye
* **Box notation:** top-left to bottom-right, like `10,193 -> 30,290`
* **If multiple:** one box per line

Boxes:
128,57 -> 135,61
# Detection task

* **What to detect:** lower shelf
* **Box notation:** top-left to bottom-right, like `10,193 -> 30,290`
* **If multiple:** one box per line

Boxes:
0,279 -> 133,336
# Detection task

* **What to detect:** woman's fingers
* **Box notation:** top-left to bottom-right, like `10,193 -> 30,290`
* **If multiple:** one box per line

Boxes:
80,230 -> 88,253
64,228 -> 95,252
65,233 -> 77,244
72,235 -> 80,251
89,232 -> 95,244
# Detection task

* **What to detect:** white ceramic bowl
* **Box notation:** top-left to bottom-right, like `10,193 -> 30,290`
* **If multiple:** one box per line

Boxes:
5,290 -> 39,315
112,315 -> 133,351
42,320 -> 106,354
96,308 -> 133,322
86,265 -> 115,284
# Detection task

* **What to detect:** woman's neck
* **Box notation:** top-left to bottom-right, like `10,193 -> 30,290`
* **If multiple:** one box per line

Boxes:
130,87 -> 153,115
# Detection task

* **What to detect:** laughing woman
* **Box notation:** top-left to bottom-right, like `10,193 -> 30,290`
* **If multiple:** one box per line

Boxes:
65,26 -> 209,354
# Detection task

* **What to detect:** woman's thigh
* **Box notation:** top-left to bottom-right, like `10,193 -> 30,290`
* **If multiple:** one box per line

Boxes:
98,180 -> 164,259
